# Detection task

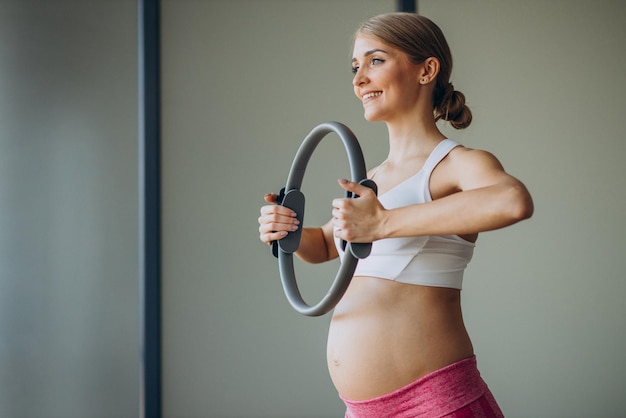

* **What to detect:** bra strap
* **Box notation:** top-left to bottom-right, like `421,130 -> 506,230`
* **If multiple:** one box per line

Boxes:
422,139 -> 461,175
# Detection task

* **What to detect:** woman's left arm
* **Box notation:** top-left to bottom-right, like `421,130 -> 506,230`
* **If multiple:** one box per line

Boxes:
332,148 -> 534,242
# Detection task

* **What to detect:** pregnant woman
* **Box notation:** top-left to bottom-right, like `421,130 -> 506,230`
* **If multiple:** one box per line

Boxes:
258,12 -> 533,417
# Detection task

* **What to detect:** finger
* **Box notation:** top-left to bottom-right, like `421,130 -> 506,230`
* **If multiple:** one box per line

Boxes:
260,230 -> 288,245
333,225 -> 345,240
264,193 -> 278,204
331,214 -> 346,229
331,197 -> 350,211
258,216 -> 300,234
337,178 -> 375,197
260,204 -> 298,218
331,207 -> 344,220
258,209 -> 300,230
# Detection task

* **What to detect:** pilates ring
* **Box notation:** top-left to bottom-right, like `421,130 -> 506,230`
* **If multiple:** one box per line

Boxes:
271,121 -> 377,316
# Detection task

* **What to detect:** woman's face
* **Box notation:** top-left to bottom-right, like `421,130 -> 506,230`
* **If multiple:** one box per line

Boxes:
351,35 -> 423,122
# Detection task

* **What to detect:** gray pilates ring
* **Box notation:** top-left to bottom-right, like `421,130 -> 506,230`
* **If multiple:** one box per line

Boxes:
272,121 -> 377,316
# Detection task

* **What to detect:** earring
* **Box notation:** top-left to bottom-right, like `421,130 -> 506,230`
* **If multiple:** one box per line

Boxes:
421,78 -> 428,83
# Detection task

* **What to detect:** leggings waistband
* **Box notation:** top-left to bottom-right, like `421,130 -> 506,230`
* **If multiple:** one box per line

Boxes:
341,356 -> 489,418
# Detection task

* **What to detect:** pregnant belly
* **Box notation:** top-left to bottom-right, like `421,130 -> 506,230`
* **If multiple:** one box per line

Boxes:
326,277 -> 473,401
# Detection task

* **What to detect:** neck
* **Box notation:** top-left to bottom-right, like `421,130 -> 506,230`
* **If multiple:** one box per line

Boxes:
384,114 -> 446,164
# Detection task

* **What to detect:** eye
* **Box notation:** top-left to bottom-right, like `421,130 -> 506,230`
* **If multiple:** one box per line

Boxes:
352,57 -> 385,75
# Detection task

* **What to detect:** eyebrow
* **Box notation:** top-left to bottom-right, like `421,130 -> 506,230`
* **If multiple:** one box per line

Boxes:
352,48 -> 388,63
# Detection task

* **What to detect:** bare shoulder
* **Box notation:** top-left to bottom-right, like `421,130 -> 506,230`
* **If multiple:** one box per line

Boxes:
444,146 -> 515,190
448,146 -> 504,169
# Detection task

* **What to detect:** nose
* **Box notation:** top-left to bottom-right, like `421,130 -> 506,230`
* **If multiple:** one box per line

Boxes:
352,67 -> 368,88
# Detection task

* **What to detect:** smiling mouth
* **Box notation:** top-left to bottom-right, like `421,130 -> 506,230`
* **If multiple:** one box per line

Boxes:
362,91 -> 382,100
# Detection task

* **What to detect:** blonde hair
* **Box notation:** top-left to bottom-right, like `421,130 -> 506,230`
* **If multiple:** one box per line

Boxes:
357,13 -> 472,129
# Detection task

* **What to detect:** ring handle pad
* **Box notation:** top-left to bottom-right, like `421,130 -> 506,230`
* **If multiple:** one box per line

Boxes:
340,178 -> 378,259
271,188 -> 305,257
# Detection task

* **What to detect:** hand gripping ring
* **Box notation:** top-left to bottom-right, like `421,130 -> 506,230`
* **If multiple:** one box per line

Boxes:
271,121 -> 377,316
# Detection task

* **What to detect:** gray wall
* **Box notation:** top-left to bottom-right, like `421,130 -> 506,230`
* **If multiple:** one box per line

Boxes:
419,1 -> 626,416
0,1 -> 139,417
2,0 -> 625,417
161,1 -> 392,417
162,1 -> 626,417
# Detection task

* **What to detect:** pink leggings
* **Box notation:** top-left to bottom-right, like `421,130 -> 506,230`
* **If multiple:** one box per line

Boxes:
341,356 -> 504,418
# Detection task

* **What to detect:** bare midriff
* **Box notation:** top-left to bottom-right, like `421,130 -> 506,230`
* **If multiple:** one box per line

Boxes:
327,276 -> 474,401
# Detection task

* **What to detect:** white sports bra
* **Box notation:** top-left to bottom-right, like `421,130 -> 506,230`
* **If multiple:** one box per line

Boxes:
334,139 -> 474,290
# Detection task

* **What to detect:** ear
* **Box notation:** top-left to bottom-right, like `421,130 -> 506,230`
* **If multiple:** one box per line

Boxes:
418,57 -> 440,85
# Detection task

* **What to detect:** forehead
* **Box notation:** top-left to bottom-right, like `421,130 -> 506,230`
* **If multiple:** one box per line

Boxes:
352,35 -> 390,58
352,36 -> 395,59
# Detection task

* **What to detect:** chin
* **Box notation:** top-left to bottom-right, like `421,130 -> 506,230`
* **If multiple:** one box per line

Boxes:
362,108 -> 377,121
363,112 -> 383,122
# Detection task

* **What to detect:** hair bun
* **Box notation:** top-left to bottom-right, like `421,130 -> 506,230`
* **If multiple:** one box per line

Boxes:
435,83 -> 472,129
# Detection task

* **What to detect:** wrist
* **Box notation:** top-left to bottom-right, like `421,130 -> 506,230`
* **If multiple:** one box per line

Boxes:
377,208 -> 393,240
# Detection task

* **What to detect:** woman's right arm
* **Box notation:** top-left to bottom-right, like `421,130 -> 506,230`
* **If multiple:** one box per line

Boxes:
258,193 -> 338,264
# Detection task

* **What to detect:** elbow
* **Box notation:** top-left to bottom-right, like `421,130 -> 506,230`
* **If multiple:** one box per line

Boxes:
507,182 -> 534,222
